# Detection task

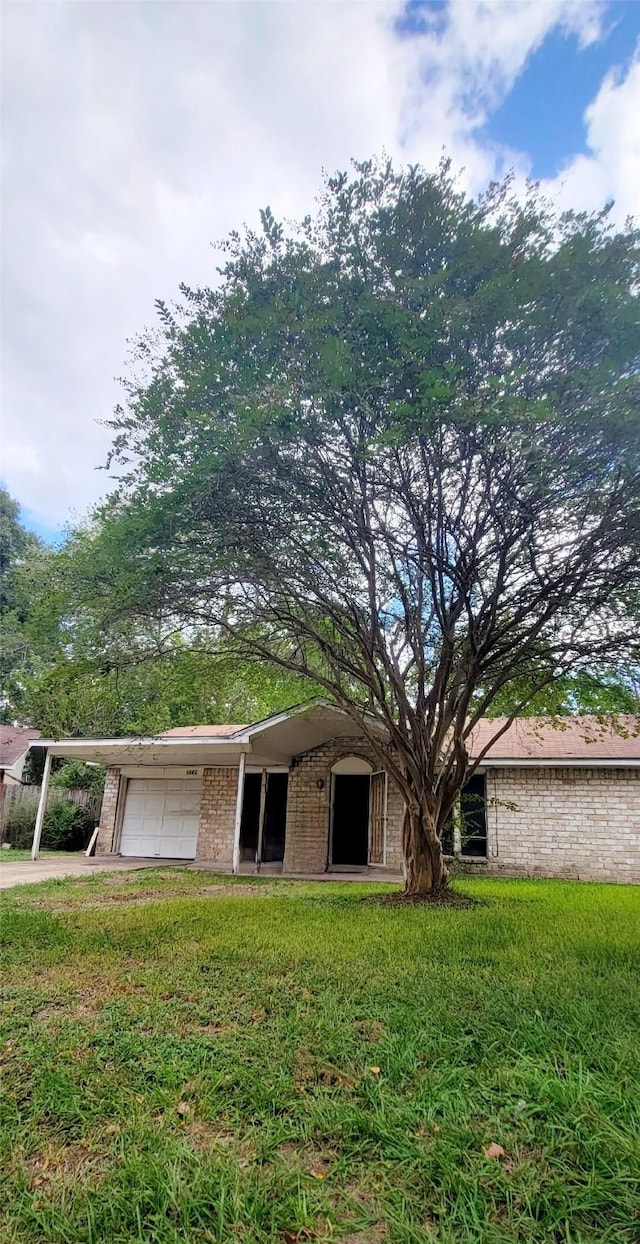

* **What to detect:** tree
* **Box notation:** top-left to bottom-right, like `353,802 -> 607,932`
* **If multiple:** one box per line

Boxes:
2,513 -> 316,738
88,159 -> 640,893
50,759 -> 106,794
0,489 -> 48,722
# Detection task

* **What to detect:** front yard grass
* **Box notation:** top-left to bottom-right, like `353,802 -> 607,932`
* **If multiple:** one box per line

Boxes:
1,871 -> 638,1243
0,849 -> 82,862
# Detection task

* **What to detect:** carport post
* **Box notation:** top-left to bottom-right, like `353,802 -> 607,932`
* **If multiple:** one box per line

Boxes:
231,752 -> 246,874
31,750 -> 52,861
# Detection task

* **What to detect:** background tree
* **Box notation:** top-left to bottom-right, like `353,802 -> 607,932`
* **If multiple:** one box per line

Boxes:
19,164 -> 640,891
0,507 -> 314,737
0,489 -> 51,723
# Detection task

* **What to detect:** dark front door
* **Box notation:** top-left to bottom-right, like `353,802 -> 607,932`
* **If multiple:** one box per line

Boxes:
239,773 -> 261,862
239,772 -> 288,864
331,774 -> 370,865
262,773 -> 288,862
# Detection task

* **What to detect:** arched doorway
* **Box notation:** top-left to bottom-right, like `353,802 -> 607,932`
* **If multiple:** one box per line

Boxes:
329,756 -> 373,866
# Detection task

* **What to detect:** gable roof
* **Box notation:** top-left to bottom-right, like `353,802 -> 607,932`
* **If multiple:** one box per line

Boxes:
0,725 -> 41,770
160,724 -> 248,738
468,716 -> 640,763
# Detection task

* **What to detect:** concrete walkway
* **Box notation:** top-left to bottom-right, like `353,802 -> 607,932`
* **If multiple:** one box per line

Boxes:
0,855 -> 403,890
0,855 -> 180,890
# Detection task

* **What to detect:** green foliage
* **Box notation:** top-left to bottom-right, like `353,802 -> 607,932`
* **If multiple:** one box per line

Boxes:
0,794 -> 39,848
0,488 -> 42,614
40,799 -> 96,851
488,670 -> 640,718
21,634 -> 317,738
0,489 -> 48,723
77,156 -> 639,867
50,759 -> 106,794
0,793 -> 96,851
0,505 -> 317,737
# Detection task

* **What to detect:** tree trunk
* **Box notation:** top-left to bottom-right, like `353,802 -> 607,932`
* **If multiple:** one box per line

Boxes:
402,801 -> 449,895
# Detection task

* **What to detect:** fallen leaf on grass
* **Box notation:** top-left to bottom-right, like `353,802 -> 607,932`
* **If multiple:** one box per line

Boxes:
484,1142 -> 506,1160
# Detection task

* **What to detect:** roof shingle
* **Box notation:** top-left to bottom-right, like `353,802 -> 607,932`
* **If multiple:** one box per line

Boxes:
0,725 -> 41,769
468,715 -> 640,762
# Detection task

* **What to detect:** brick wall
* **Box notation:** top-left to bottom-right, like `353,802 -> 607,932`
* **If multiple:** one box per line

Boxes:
196,766 -> 238,862
284,737 -> 404,873
95,752 -> 640,885
482,766 -> 640,884
95,766 -> 122,854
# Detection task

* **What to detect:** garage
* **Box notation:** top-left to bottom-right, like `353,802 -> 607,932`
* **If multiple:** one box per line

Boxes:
119,777 -> 202,859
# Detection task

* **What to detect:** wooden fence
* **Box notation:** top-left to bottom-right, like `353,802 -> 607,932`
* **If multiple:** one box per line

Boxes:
0,784 -> 102,833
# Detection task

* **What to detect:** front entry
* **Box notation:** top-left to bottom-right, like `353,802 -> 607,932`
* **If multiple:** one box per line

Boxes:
331,774 -> 370,865
239,771 -> 288,864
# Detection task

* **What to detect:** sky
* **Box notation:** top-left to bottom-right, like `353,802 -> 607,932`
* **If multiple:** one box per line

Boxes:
2,0 -> 639,542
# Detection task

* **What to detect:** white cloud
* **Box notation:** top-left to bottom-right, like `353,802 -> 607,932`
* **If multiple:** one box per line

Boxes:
546,52 -> 640,220
0,0 -> 632,532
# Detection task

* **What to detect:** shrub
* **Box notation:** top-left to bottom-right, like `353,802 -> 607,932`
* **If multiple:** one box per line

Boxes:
0,795 -> 40,849
1,793 -> 97,851
42,799 -> 96,850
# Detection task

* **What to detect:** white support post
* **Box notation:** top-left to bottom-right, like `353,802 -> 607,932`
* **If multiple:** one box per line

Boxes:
31,750 -> 52,861
231,752 -> 246,874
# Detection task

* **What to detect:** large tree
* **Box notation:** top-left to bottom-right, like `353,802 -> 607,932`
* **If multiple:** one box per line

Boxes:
0,489 -> 49,723
93,159 -> 639,893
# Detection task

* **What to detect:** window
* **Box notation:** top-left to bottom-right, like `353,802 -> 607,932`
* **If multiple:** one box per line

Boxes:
459,774 -> 487,857
441,809 -> 454,856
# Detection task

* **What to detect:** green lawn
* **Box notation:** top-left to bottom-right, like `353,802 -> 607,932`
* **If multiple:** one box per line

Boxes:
1,871 -> 639,1244
1,849 -> 81,862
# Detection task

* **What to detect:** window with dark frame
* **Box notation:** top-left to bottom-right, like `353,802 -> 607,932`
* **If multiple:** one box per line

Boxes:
441,809 -> 454,856
439,775 -> 488,858
459,773 -> 488,857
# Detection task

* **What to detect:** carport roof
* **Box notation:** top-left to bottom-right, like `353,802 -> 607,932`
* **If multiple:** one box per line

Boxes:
160,724 -> 248,738
31,706 -> 640,770
32,701 -> 384,768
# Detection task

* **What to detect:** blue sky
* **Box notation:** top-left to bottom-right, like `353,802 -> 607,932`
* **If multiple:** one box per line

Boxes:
2,0 -> 639,543
485,1 -> 640,178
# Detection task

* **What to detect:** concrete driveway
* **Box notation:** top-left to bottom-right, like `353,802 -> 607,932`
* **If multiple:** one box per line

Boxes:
0,855 -> 182,890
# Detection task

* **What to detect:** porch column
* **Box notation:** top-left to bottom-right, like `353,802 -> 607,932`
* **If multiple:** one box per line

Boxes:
31,750 -> 52,860
231,752 -> 246,874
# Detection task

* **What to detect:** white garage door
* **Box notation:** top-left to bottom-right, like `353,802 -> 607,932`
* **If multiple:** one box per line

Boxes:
119,778 -> 202,859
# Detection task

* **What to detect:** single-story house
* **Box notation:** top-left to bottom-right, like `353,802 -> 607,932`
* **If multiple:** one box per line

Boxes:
0,726 -> 41,804
29,703 -> 640,883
